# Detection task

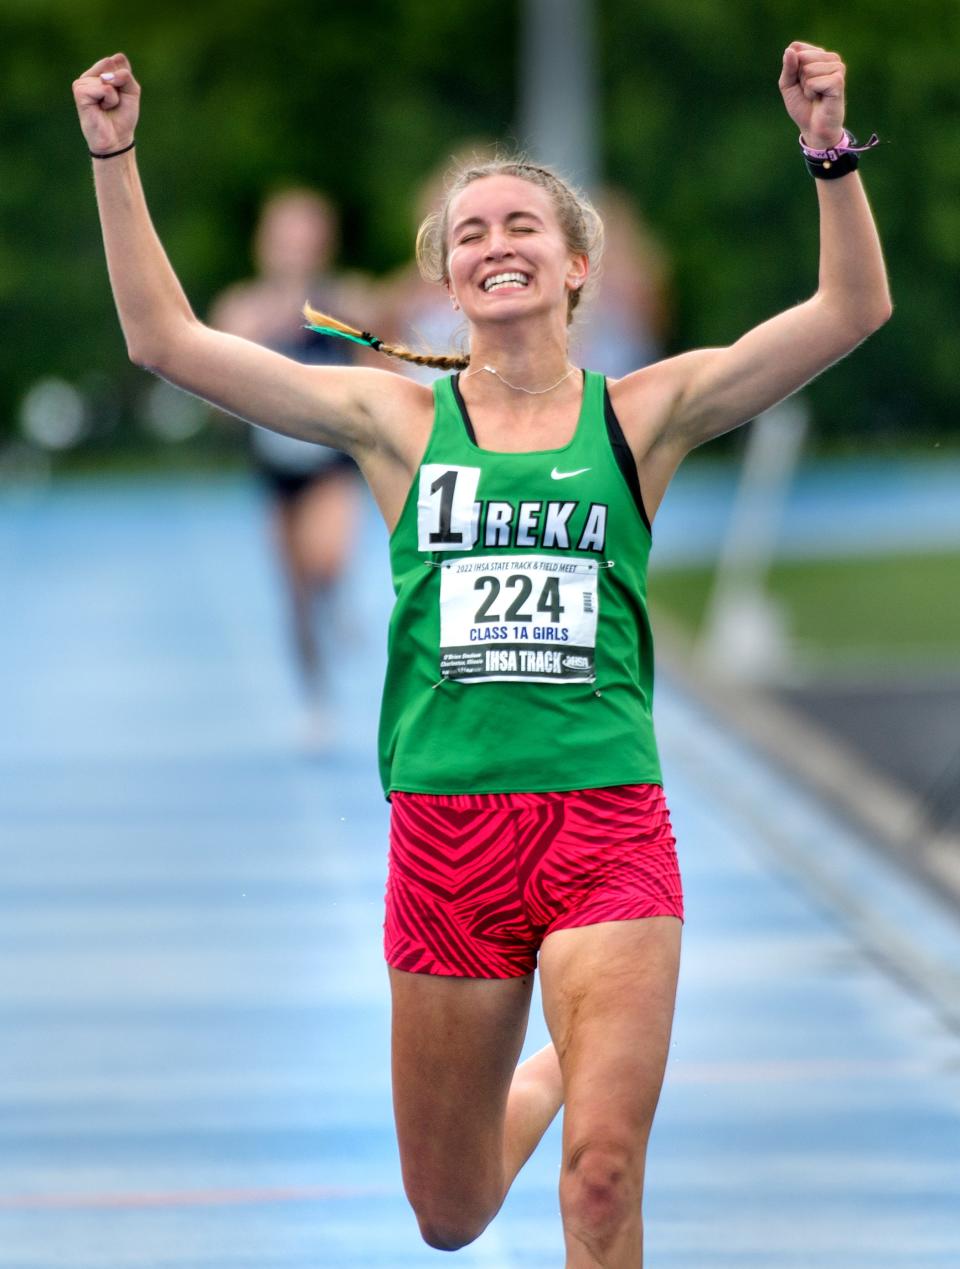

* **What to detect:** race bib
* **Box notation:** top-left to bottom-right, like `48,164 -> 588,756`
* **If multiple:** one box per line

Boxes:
417,464 -> 480,552
438,554 -> 598,684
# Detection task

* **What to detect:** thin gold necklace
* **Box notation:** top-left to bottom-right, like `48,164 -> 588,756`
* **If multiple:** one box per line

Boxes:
463,363 -> 578,396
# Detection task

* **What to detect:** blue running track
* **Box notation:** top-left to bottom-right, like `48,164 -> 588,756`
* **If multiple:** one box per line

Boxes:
2,475 -> 959,1268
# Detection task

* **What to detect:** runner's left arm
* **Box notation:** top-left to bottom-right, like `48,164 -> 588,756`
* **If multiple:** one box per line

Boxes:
623,41 -> 891,457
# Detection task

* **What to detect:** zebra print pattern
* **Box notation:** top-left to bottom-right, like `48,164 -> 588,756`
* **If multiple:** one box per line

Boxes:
385,784 -> 683,978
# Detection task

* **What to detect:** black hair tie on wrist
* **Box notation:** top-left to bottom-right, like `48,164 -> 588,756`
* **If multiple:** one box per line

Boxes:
90,139 -> 136,160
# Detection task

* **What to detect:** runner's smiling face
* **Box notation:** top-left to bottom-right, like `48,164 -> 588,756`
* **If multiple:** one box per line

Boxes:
445,175 -> 587,326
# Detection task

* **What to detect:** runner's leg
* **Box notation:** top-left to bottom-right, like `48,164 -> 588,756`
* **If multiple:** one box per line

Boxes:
271,497 -> 319,686
390,968 -> 562,1250
292,465 -> 361,592
539,916 -> 681,1268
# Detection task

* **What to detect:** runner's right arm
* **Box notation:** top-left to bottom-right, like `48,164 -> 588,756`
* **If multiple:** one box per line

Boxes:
72,53 -> 407,458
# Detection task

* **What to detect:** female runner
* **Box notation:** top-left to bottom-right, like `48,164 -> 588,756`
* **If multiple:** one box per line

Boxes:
73,42 -> 890,1267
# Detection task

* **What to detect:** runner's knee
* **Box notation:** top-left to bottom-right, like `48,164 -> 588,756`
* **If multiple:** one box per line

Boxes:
411,1196 -> 496,1251
560,1136 -> 643,1252
405,1173 -> 501,1251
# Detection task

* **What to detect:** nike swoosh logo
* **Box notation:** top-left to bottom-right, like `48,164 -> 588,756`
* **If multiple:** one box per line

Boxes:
550,466 -> 591,480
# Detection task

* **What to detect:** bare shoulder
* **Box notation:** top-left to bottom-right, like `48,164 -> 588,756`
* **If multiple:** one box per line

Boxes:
607,350 -> 713,458
345,367 -> 437,529
347,366 -> 435,465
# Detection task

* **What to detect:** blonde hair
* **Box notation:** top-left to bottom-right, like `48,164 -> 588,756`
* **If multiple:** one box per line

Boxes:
301,305 -> 470,371
304,156 -> 604,372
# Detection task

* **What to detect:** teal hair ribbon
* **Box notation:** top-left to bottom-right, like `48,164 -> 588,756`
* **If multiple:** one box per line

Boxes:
304,322 -> 380,349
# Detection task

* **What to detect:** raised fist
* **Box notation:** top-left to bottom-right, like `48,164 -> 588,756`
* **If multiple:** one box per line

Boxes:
779,42 -> 846,152
72,52 -> 140,154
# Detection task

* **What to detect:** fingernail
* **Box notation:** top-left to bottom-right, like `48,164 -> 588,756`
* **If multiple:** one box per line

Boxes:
100,72 -> 116,82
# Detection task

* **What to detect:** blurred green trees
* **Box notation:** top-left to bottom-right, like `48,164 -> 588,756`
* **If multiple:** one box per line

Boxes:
600,0 -> 960,448
1,0 -> 957,453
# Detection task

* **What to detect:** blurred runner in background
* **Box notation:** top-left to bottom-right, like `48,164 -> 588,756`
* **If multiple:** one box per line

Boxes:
209,189 -> 368,747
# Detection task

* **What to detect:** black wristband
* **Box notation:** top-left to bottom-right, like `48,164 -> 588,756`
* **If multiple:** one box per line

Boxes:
800,129 -> 879,181
90,139 -> 136,160
804,149 -> 859,180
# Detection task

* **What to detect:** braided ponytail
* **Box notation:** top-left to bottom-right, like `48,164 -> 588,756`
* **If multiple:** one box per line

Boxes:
302,303 -> 468,371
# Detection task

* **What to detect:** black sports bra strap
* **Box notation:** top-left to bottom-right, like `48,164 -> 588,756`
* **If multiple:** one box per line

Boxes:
603,381 -> 651,534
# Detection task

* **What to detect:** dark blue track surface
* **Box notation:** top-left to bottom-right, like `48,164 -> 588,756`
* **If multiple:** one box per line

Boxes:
2,476 -> 959,1267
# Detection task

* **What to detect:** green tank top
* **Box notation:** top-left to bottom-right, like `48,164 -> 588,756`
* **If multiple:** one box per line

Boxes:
378,369 -> 662,795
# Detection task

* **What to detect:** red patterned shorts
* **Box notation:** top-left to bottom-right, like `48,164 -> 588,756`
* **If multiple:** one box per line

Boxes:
384,783 -> 683,979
